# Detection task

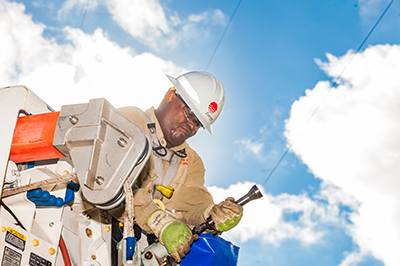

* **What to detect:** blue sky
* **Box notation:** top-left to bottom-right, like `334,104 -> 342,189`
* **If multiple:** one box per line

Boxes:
1,0 -> 400,265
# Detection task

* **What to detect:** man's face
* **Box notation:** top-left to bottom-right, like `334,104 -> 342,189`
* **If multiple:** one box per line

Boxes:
156,90 -> 202,148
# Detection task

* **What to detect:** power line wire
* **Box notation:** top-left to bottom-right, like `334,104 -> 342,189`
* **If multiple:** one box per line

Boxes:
79,2 -> 89,30
204,0 -> 243,71
262,0 -> 395,187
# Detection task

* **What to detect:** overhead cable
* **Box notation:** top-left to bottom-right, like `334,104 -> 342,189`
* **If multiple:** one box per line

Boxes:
204,0 -> 243,71
79,1 -> 89,30
261,0 -> 395,187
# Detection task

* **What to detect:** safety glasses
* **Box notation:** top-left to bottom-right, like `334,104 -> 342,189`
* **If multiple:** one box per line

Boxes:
175,92 -> 204,131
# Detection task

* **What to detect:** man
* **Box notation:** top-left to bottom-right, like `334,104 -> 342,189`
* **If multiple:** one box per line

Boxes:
118,71 -> 243,263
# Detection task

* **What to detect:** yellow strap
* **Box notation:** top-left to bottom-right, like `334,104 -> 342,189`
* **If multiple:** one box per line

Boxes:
153,199 -> 166,211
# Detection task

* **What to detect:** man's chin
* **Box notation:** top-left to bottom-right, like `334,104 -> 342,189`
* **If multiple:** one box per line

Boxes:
168,132 -> 186,147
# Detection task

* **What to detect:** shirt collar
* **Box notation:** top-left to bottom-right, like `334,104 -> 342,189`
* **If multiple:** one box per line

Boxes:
145,107 -> 187,152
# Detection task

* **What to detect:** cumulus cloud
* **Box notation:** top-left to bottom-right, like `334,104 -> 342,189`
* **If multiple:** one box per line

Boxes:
58,0 -> 226,49
207,182 -> 355,246
0,0 -> 186,111
106,0 -> 172,48
285,44 -> 400,265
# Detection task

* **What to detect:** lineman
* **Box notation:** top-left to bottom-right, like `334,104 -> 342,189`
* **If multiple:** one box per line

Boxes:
117,71 -> 243,263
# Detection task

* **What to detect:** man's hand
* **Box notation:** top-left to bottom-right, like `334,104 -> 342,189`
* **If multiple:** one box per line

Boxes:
209,197 -> 243,233
147,210 -> 193,263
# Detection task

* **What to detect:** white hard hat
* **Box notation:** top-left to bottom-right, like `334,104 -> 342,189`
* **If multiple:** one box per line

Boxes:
166,71 -> 226,134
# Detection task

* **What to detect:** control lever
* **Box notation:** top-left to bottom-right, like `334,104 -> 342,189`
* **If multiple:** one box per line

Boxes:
193,185 -> 263,235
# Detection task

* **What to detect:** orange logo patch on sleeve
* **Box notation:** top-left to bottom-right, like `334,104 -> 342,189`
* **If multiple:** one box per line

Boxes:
180,158 -> 188,165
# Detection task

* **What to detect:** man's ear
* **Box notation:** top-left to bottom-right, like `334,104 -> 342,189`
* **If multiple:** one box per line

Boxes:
164,89 -> 176,103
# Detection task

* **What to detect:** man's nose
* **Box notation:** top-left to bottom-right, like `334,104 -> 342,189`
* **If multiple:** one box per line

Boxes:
187,120 -> 197,131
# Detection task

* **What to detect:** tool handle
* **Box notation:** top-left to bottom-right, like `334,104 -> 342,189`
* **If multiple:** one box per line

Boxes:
192,185 -> 262,235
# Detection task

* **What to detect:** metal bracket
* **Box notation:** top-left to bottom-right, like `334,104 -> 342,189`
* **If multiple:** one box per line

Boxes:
53,98 -> 151,209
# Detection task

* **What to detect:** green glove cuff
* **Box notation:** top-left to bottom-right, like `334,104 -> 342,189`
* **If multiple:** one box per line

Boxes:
146,209 -> 160,224
217,213 -> 243,232
161,221 -> 192,254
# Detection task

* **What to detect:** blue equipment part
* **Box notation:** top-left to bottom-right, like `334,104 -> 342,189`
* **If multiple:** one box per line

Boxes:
181,234 -> 239,266
27,187 -> 76,208
27,189 -> 50,200
31,195 -> 64,207
67,181 -> 80,192
126,237 -> 136,260
64,188 -> 75,205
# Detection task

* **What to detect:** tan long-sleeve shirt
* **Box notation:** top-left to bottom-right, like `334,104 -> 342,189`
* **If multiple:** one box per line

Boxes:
116,106 -> 214,232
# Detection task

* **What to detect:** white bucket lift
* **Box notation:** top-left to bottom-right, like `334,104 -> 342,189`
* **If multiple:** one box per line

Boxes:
0,85 -> 155,266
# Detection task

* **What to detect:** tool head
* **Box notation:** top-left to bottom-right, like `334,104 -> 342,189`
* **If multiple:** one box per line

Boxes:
235,185 -> 263,206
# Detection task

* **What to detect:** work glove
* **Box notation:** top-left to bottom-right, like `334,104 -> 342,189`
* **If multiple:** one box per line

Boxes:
209,197 -> 243,233
147,210 -> 193,263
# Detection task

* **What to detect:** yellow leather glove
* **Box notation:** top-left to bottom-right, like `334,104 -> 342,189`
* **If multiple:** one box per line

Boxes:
147,210 -> 193,263
208,197 -> 243,233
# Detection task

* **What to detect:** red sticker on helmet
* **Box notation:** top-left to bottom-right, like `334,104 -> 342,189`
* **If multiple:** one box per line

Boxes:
208,102 -> 218,114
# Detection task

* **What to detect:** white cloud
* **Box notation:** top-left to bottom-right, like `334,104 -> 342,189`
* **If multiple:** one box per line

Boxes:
57,0 -> 101,20
106,0 -> 172,48
233,107 -> 286,162
207,182 -> 354,246
58,0 -> 172,48
0,0 -> 186,111
234,138 -> 265,161
58,0 -> 226,49
358,0 -> 387,18
188,9 -> 224,24
357,0 -> 400,28
339,251 -> 368,266
285,44 -> 400,265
